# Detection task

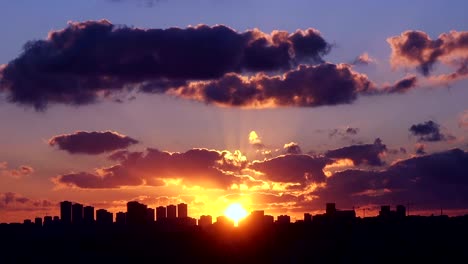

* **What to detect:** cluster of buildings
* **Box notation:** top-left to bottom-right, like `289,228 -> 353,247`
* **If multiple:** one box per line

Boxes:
17,201 -> 409,228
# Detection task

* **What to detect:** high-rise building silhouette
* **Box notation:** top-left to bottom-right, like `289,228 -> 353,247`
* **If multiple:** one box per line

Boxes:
178,203 -> 188,218
277,215 -> 291,224
379,205 -> 391,218
264,215 -> 274,224
84,206 -> 94,224
127,201 -> 147,225
199,215 -> 212,228
96,209 -> 113,225
34,217 -> 42,227
396,205 -> 406,218
72,203 -> 84,224
60,201 -> 72,224
146,208 -> 155,223
116,212 -> 126,225
167,205 -> 177,219
156,206 -> 167,221
304,213 -> 312,222
326,203 -> 336,215
44,216 -> 53,227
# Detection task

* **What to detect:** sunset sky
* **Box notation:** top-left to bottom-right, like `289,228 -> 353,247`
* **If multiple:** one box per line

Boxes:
0,0 -> 467,223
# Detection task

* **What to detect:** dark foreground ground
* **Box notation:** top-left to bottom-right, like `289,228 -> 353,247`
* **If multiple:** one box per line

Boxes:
1,216 -> 467,263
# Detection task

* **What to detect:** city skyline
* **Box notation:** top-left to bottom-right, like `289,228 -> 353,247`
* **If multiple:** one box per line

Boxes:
0,1 -> 468,223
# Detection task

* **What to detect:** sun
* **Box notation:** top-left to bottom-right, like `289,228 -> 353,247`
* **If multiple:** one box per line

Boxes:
224,203 -> 248,226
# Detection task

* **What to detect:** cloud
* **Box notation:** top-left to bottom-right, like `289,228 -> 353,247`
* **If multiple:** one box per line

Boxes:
0,163 -> 34,178
387,30 -> 468,82
383,75 -> 418,94
313,148 -> 468,210
173,63 -> 376,107
325,138 -> 387,166
55,148 -> 247,189
0,192 -> 54,210
351,52 -> 375,65
415,143 -> 426,155
249,154 -> 332,185
49,131 -> 139,154
409,120 -> 455,142
283,142 -> 302,154
248,131 -> 265,149
328,126 -> 360,139
0,20 -> 330,110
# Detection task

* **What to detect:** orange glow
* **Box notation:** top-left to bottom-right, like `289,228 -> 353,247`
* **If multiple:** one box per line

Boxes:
224,203 -> 248,226
323,158 -> 355,177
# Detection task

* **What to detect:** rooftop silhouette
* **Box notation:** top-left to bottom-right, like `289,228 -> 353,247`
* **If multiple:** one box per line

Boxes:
2,200 -> 468,263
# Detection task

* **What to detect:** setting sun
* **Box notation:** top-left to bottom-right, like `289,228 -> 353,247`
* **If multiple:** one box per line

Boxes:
224,203 -> 248,226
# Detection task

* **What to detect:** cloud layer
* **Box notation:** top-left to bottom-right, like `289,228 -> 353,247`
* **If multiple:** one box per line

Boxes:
409,120 -> 454,142
314,148 -> 468,210
49,131 -> 139,154
388,30 -> 468,82
325,138 -> 387,166
174,63 -> 376,107
56,148 -> 247,189
0,20 -> 330,109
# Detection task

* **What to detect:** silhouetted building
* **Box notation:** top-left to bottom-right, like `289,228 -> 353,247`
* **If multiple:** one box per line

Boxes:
397,205 -> 406,218
304,213 -> 312,223
379,205 -> 391,218
178,203 -> 188,218
379,205 -> 407,220
156,206 -> 167,221
277,215 -> 291,224
96,209 -> 113,225
34,217 -> 42,227
84,206 -> 94,224
240,210 -> 265,228
215,216 -> 234,227
315,203 -> 356,223
167,205 -> 177,219
44,216 -> 53,227
72,203 -> 83,224
326,203 -> 337,215
116,212 -> 126,225
60,201 -> 72,224
146,208 -> 155,223
264,215 -> 274,225
53,216 -> 60,224
199,215 -> 212,228
127,201 -> 147,225
24,219 -> 32,225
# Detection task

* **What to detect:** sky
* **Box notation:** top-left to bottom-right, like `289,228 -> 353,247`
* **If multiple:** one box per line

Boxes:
0,0 -> 467,223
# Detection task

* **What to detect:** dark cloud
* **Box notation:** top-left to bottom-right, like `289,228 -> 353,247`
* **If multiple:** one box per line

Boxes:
55,148 -> 247,189
49,131 -> 139,154
409,120 -> 454,142
345,127 -> 359,135
313,149 -> 468,210
249,154 -> 332,185
0,20 -> 330,110
0,192 -> 54,210
175,63 -> 376,107
387,30 -> 468,81
283,142 -> 302,155
325,138 -> 387,166
384,75 -> 418,94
